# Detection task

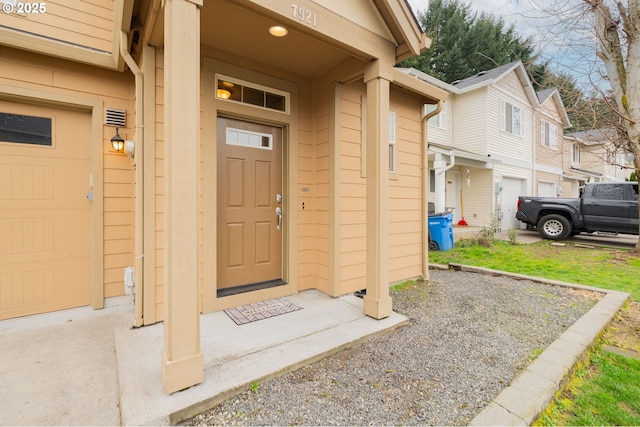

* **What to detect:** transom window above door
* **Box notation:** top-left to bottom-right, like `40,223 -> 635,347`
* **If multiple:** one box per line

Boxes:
216,74 -> 289,114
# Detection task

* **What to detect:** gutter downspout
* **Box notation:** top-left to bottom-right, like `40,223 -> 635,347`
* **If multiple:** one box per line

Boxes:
120,31 -> 145,327
422,100 -> 444,278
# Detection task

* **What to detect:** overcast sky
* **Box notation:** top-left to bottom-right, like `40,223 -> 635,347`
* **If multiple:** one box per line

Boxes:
405,0 -> 602,91
407,0 -> 517,16
407,0 -> 523,30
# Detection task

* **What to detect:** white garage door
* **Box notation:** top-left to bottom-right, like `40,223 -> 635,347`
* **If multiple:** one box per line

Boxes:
0,101 -> 91,320
502,177 -> 525,230
538,181 -> 556,197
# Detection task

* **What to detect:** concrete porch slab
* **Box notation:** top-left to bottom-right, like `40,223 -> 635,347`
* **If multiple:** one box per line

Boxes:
0,290 -> 408,426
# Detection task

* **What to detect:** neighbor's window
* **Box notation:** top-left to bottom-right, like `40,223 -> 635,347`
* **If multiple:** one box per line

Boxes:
389,111 -> 397,173
541,121 -> 557,149
429,169 -> 436,192
572,143 -> 581,163
501,101 -> 522,136
425,104 -> 447,129
0,112 -> 52,146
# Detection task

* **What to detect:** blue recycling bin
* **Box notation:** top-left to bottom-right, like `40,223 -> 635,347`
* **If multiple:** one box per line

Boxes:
428,212 -> 454,251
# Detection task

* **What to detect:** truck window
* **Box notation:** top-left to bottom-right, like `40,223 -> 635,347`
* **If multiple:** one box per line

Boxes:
592,184 -> 624,200
633,184 -> 638,201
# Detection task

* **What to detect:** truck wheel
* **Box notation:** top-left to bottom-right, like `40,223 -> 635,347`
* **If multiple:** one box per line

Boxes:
537,214 -> 572,240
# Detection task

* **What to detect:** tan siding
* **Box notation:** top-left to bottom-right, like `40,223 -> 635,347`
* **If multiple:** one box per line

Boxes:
313,79 -> 331,294
388,90 -> 423,283
0,0 -> 114,53
536,98 -> 564,170
0,45 -> 134,303
338,84 -> 366,293
154,49 -> 165,321
297,84 -> 315,290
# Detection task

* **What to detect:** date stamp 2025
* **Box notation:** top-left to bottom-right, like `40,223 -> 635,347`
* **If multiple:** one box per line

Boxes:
2,2 -> 47,14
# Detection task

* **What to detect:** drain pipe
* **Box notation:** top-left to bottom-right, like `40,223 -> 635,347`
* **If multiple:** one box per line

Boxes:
120,31 -> 145,327
422,100 -> 444,278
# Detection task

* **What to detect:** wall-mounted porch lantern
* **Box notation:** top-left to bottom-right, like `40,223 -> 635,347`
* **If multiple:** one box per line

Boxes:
111,127 -> 125,152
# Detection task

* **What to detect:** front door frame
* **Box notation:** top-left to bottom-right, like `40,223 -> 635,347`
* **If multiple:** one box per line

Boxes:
201,57 -> 299,313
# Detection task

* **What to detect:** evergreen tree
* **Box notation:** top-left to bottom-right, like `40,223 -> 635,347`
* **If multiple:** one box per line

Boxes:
399,0 -> 536,83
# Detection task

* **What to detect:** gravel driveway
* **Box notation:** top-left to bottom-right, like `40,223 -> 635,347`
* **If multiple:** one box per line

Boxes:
186,269 -> 601,426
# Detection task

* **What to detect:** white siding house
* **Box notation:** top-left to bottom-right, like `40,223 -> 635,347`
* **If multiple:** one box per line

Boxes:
402,61 -> 542,231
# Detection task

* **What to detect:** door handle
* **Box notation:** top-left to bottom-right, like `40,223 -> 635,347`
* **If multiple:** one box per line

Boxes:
276,207 -> 282,231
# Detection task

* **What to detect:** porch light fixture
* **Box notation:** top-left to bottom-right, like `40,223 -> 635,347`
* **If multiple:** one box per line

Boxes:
111,127 -> 125,152
217,88 -> 231,99
269,25 -> 288,37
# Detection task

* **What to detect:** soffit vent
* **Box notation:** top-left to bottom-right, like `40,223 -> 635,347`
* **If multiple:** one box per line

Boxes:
105,108 -> 126,127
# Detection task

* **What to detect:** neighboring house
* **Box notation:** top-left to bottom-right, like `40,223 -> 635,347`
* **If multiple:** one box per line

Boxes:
404,61 -> 547,231
563,128 -> 633,196
534,88 -> 572,198
0,0 -> 448,392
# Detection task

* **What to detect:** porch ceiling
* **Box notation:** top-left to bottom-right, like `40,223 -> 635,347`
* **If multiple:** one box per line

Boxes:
142,1 -> 358,79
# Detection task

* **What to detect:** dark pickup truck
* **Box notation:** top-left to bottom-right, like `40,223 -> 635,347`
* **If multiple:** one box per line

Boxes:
516,182 -> 639,240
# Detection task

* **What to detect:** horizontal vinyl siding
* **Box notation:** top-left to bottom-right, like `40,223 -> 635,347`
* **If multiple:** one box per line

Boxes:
297,104 -> 315,290
388,90 -> 423,284
427,100 -> 453,146
458,169 -> 494,227
1,1 -> 114,53
0,45 -> 134,302
452,90 -> 488,154
487,86 -> 534,163
536,99 -> 564,170
153,50 -> 164,320
314,84 -> 331,294
338,84 -> 366,293
496,72 -> 528,99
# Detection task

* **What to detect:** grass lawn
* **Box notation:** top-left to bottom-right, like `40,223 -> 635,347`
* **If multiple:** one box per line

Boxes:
537,349 -> 640,426
428,239 -> 640,300
428,238 -> 640,426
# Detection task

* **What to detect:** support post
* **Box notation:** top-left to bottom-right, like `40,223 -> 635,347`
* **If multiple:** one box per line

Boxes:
363,59 -> 393,319
162,0 -> 204,394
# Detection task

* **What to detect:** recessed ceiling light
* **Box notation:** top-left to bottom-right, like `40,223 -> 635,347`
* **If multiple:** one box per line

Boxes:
269,26 -> 288,37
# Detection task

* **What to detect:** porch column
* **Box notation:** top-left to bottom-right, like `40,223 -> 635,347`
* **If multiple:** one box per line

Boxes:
363,59 -> 393,319
162,0 -> 203,394
434,152 -> 447,212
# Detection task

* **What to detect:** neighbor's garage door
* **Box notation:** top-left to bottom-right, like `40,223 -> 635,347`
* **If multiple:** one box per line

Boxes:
502,177 -> 525,230
538,181 -> 557,197
0,101 -> 91,320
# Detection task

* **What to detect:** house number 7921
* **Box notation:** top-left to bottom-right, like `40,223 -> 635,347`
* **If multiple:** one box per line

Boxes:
291,3 -> 317,27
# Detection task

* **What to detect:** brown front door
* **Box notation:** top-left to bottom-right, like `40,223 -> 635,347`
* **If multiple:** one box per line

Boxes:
217,117 -> 283,292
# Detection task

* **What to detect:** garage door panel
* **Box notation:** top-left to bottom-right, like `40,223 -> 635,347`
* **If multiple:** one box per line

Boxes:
1,214 -> 89,253
0,102 -> 91,320
0,259 -> 90,318
1,157 -> 90,207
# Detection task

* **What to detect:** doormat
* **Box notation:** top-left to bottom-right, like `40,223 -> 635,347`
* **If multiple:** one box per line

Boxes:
224,297 -> 303,325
